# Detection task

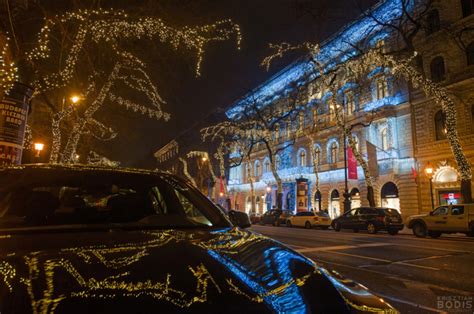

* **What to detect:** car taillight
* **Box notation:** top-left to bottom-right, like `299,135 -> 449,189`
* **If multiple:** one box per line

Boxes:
313,217 -> 319,221
376,216 -> 385,222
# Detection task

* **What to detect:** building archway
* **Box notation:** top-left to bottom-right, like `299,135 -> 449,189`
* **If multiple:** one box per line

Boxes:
245,195 -> 253,214
433,166 -> 461,205
350,187 -> 361,209
381,182 -> 400,212
314,190 -> 322,212
330,189 -> 341,219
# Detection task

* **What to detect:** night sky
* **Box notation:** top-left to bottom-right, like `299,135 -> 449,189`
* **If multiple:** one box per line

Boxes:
90,0 -> 377,167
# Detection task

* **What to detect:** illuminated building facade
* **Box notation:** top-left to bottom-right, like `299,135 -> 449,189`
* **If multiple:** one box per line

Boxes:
226,0 -> 474,219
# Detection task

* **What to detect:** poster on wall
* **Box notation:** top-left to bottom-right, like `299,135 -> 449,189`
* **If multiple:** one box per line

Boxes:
296,178 -> 308,212
0,83 -> 32,165
0,99 -> 28,165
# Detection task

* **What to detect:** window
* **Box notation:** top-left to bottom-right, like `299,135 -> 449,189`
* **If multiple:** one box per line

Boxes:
432,206 -> 448,216
298,113 -> 304,131
299,149 -> 307,167
275,155 -> 281,170
381,128 -> 389,151
345,91 -> 356,114
434,110 -> 447,140
264,159 -> 270,173
352,135 -> 359,152
375,39 -> 386,53
430,56 -> 446,82
376,77 -> 388,100
451,206 -> 464,215
467,42 -> 474,65
330,142 -> 338,164
274,124 -> 280,141
254,160 -> 261,177
314,147 -> 321,166
426,10 -> 441,35
312,108 -> 318,123
461,0 -> 474,17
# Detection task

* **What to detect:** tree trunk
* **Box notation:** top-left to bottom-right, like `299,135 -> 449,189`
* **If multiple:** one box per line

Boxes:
270,162 -> 284,209
367,186 -> 376,207
249,177 -> 256,214
461,179 -> 473,203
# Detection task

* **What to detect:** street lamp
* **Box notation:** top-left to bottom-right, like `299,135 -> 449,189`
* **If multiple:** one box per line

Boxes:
266,186 -> 271,193
70,95 -> 81,104
424,162 -> 435,209
34,142 -> 44,158
201,157 -> 207,162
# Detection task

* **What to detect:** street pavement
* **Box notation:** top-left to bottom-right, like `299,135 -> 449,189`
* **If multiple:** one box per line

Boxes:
250,225 -> 474,314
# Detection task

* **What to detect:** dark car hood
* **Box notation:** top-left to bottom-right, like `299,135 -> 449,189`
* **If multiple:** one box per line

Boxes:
0,227 -> 396,313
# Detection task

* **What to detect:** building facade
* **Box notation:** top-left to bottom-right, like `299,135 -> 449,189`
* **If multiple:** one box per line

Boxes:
226,0 -> 474,220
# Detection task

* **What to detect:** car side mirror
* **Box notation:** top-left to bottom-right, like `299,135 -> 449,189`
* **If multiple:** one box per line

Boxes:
228,210 -> 251,228
429,211 -> 434,216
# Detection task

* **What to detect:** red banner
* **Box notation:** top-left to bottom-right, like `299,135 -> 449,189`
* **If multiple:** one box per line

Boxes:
347,147 -> 358,180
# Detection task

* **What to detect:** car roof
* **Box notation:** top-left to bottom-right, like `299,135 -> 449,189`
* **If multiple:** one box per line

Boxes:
0,163 -> 167,176
0,164 -> 182,186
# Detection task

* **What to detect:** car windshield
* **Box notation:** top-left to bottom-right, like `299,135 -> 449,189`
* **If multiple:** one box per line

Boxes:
380,208 -> 400,216
0,168 -> 229,231
315,211 -> 329,217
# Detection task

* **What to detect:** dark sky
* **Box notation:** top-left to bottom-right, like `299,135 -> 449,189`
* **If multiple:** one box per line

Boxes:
92,0 -> 377,167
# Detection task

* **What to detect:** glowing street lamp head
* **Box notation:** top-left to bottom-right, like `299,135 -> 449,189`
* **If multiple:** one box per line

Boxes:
34,142 -> 44,158
424,162 -> 434,177
34,143 -> 44,152
266,186 -> 272,193
70,95 -> 81,104
201,157 -> 207,162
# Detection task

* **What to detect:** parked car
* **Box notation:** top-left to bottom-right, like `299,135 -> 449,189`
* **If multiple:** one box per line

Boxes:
0,165 -> 396,313
286,211 -> 331,229
259,209 -> 292,226
332,207 -> 404,235
249,212 -> 262,224
407,204 -> 474,238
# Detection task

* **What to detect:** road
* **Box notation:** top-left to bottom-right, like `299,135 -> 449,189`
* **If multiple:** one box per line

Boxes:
250,225 -> 474,314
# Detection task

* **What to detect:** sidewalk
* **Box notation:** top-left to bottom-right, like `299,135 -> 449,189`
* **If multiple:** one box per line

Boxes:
398,226 -> 468,238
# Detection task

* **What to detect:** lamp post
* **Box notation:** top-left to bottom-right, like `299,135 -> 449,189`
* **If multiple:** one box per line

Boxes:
33,142 -> 44,162
424,162 -> 435,209
342,131 -> 351,213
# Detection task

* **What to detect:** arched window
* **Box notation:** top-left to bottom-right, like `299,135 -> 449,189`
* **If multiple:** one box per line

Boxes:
274,124 -> 280,141
435,110 -> 447,140
275,155 -> 281,170
314,146 -> 321,166
351,135 -> 359,152
376,77 -> 388,100
426,10 -> 441,35
330,141 -> 338,164
298,149 -> 307,167
467,42 -> 474,65
298,113 -> 304,131
254,160 -> 261,177
462,0 -> 474,18
264,158 -> 270,173
381,182 -> 400,212
430,56 -> 446,82
381,128 -> 389,151
345,91 -> 356,114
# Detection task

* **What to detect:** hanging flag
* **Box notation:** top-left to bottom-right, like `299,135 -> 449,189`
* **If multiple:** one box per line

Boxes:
411,166 -> 417,182
347,147 -> 358,180
366,140 -> 379,177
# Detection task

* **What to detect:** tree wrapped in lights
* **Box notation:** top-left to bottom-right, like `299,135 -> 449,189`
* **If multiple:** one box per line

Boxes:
203,88 -> 307,210
15,8 -> 241,164
0,36 -> 18,94
202,125 -> 258,213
